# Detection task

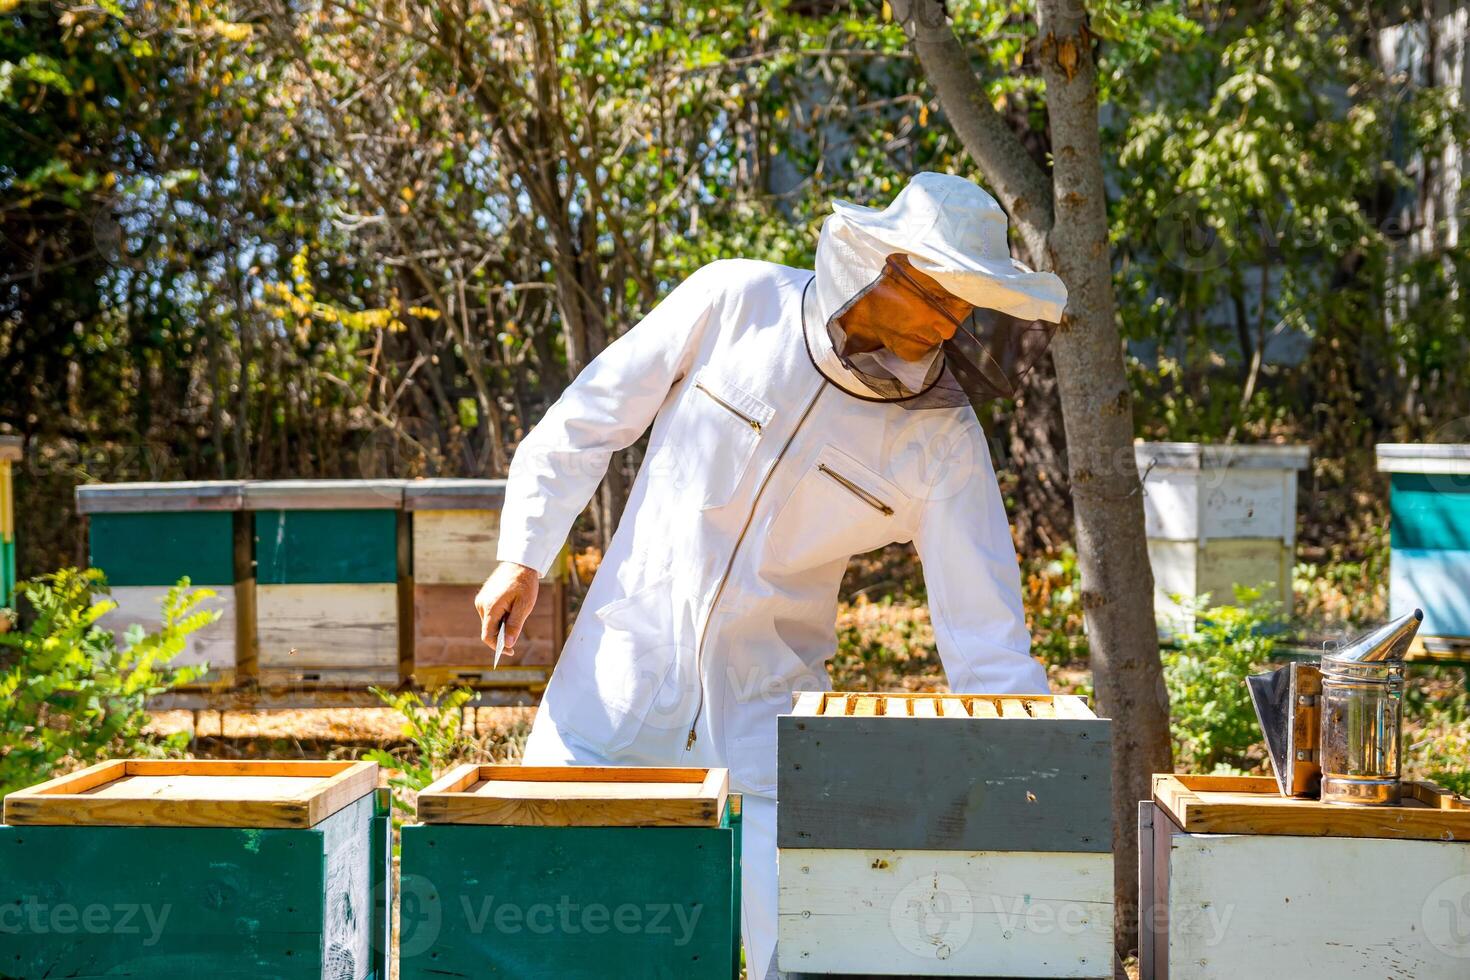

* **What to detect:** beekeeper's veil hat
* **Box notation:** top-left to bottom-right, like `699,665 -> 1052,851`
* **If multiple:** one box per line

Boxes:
808,171 -> 1068,405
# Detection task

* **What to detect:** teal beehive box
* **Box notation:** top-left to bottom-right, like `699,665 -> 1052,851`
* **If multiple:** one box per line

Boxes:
244,480 -> 406,687
1378,444 -> 1470,648
400,765 -> 741,980
79,481 -> 247,687
0,759 -> 390,979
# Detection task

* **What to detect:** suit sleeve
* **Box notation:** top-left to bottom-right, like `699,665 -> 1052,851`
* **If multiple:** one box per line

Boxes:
913,423 -> 1050,694
495,262 -> 725,576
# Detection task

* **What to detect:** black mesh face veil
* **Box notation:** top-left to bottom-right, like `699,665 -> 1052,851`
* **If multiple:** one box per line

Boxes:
814,268 -> 1059,410
942,307 -> 1058,403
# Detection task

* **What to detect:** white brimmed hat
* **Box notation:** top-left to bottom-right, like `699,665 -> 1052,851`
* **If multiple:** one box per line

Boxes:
824,171 -> 1067,323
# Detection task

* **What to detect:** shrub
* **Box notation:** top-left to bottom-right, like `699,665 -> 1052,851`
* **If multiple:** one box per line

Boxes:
0,568 -> 213,795
1163,587 -> 1284,773
364,685 -> 477,819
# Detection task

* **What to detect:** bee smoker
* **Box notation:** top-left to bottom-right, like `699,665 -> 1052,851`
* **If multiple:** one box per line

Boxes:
1246,608 -> 1422,805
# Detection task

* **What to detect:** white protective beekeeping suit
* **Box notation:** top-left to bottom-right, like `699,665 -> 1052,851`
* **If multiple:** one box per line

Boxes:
500,172 -> 1067,978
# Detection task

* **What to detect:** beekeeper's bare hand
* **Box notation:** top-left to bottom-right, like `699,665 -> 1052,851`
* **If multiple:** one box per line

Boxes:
475,562 -> 540,653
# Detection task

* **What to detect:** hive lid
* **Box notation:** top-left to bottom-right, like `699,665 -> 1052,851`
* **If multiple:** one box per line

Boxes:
788,691 -> 1096,719
403,478 -> 507,511
1134,441 -> 1310,472
1376,442 -> 1470,475
1153,773 -> 1470,842
242,479 -> 407,510
2,759 -> 378,829
416,765 -> 728,827
75,480 -> 245,514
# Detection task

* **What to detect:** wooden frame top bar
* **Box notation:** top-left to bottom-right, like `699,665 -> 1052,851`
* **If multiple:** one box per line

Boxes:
403,478 -> 508,511
1153,773 -> 1470,842
243,479 -> 407,511
3,759 -> 378,829
416,765 -> 728,827
76,481 -> 245,514
787,691 -> 1096,719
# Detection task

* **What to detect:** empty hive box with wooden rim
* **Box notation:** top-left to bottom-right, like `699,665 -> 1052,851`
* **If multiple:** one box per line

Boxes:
777,692 -> 1113,978
1140,773 -> 1470,978
400,764 -> 741,979
0,759 -> 390,979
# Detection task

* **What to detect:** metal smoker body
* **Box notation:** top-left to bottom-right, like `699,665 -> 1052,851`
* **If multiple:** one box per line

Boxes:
1247,609 -> 1421,805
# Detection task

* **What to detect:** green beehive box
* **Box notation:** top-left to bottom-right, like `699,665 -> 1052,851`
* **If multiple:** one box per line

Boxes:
0,760 -> 390,979
78,482 -> 248,687
244,481 -> 406,686
401,765 -> 741,980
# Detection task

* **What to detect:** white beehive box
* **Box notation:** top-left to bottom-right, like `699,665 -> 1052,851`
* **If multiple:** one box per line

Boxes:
1135,442 -> 1309,635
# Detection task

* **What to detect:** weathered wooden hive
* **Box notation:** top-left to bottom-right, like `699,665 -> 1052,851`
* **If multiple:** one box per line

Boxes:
777,692 -> 1114,978
404,478 -> 566,689
1141,773 -> 1470,978
400,764 -> 741,979
245,479 -> 406,687
78,480 -> 247,687
1,759 -> 389,978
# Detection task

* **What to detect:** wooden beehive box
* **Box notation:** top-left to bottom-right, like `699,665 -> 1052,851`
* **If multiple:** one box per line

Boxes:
78,481 -> 248,687
1,759 -> 390,978
404,479 -> 566,689
246,480 -> 406,687
400,765 -> 740,979
1377,444 -> 1470,657
1136,442 -> 1309,636
1,434 -> 20,607
1140,774 -> 1470,979
777,692 -> 1113,978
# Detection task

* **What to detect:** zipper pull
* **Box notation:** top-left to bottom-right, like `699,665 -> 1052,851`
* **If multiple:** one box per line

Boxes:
685,727 -> 698,750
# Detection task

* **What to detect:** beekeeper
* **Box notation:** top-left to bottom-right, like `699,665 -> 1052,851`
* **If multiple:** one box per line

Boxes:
475,172 -> 1066,978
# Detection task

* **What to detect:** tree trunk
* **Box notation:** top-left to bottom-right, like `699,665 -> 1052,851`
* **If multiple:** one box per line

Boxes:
896,0 -> 1172,961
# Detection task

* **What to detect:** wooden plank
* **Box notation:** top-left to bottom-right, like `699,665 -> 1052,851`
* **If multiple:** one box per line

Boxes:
777,847 -> 1113,977
242,478 -> 406,511
853,695 -> 881,716
402,477 -> 507,511
826,694 -> 850,716
910,696 -> 938,717
1137,802 -> 1157,980
1198,467 -> 1296,542
1054,694 -> 1096,719
254,509 -> 399,584
417,765 -> 727,827
1027,697 -> 1057,718
317,792 -> 376,977
1390,473 -> 1470,551
88,511 -> 237,586
778,715 -> 1112,851
102,585 -> 237,673
412,582 -> 558,668
234,511 -> 258,682
147,684 -> 541,711
938,696 -> 971,717
1390,546 -> 1470,638
790,691 -> 825,716
412,508 -> 500,585
256,582 -> 398,671
1163,827 -> 1470,976
999,697 -> 1031,718
400,820 -> 737,979
1152,773 -> 1470,841
3,760 -> 377,828
75,480 -> 243,513
1196,537 -> 1293,608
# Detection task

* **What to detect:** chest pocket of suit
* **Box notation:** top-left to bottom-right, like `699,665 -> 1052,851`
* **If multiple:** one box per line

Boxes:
656,367 -> 775,511
768,444 -> 912,572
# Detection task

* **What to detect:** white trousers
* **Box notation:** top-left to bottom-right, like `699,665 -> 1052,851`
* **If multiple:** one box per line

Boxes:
522,716 -> 781,980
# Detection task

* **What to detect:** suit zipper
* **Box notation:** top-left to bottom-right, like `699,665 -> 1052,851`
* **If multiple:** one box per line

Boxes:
686,380 -> 828,750
694,380 -> 763,433
818,464 -> 894,515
